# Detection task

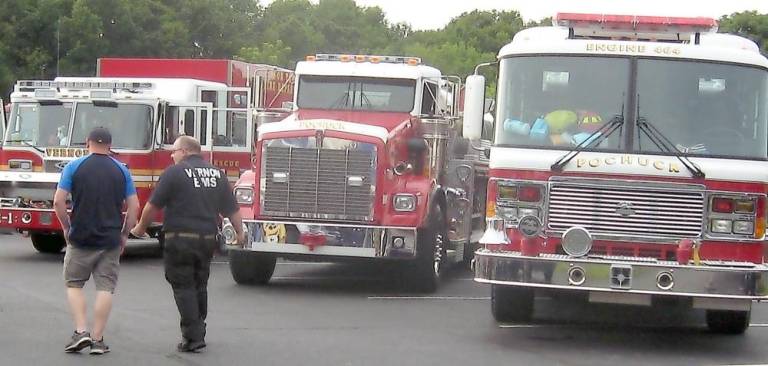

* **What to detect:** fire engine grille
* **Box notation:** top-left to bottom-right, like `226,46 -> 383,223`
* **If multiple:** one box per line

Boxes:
261,146 -> 376,221
547,180 -> 704,239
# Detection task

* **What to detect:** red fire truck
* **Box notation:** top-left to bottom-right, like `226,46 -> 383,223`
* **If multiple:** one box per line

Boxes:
225,54 -> 489,292
467,13 -> 768,333
0,58 -> 293,253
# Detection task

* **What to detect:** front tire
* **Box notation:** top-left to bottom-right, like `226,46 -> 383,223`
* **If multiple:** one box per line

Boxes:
408,204 -> 447,293
706,309 -> 751,334
491,285 -> 534,323
229,249 -> 277,285
31,233 -> 65,254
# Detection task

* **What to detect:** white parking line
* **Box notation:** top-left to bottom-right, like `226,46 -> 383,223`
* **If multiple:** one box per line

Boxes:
498,324 -> 768,329
498,324 -> 542,328
368,296 -> 490,300
211,261 -> 333,265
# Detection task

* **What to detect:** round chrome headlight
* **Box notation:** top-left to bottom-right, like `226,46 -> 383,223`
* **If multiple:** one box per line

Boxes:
518,215 -> 542,238
222,225 -> 236,245
561,226 -> 593,257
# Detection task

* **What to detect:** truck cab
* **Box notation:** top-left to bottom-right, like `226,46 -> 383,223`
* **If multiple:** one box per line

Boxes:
228,54 -> 489,292
466,13 -> 768,334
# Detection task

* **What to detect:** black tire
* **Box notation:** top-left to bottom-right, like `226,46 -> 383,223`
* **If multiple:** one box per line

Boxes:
491,285 -> 534,323
462,241 -> 476,268
408,204 -> 447,293
229,249 -> 277,285
706,309 -> 751,334
31,233 -> 65,254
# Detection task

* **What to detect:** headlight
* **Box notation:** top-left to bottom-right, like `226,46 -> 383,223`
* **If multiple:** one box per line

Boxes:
733,220 -> 755,235
518,207 -> 540,218
9,159 -> 32,171
497,207 -> 518,220
234,187 -> 253,204
710,219 -> 733,234
393,194 -> 416,212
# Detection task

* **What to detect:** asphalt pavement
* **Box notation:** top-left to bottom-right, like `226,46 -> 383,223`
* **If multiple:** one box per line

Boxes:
1,232 -> 768,365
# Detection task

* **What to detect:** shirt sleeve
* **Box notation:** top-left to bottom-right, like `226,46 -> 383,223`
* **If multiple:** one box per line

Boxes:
57,159 -> 78,192
149,167 -> 176,208
218,175 -> 239,216
114,158 -> 137,198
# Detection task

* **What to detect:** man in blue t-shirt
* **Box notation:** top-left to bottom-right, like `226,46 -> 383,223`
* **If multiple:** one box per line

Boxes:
53,127 -> 139,355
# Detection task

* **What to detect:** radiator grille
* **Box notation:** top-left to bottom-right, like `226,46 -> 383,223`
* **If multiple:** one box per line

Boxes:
547,181 -> 704,238
261,146 -> 376,221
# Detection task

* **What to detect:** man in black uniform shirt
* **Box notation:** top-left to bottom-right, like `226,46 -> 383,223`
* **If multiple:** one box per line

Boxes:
131,135 -> 245,352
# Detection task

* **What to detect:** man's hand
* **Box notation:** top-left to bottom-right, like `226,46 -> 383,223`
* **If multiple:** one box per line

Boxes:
120,234 -> 128,255
62,227 -> 71,246
130,226 -> 147,238
236,230 -> 246,247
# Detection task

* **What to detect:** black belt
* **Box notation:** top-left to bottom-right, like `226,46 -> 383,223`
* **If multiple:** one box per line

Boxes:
165,231 -> 217,240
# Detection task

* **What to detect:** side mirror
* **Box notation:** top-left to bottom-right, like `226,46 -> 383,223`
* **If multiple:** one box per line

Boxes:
462,75 -> 486,140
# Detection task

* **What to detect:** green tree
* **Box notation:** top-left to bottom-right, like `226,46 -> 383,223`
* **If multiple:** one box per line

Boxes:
58,0 -> 107,75
439,10 -> 525,54
256,0 -> 323,64
237,40 -> 292,66
719,11 -> 768,53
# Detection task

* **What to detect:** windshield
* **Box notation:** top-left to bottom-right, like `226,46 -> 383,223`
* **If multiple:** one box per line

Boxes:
70,103 -> 153,149
6,102 -> 73,147
496,56 -> 630,150
636,59 -> 768,159
297,75 -> 416,112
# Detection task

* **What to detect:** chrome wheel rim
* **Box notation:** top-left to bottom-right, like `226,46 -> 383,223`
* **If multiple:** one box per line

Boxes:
433,231 -> 444,276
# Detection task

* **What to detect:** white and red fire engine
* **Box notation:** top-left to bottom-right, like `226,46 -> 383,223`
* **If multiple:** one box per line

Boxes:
466,13 -> 768,333
0,58 -> 293,253
227,54 -> 489,291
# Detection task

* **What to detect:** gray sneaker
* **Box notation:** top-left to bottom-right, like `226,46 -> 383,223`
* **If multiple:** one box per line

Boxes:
89,339 -> 110,355
64,331 -> 92,353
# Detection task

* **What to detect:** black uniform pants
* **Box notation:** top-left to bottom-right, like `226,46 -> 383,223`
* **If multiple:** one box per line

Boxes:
163,234 -> 217,342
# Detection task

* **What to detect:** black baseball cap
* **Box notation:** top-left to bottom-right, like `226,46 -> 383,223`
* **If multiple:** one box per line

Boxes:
87,127 -> 112,144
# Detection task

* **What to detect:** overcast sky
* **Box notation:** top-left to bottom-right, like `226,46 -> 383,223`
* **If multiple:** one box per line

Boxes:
268,0 -> 768,30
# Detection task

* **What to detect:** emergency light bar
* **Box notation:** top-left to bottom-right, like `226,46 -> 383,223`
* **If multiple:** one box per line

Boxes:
555,13 -> 718,43
308,54 -> 421,65
16,80 -> 154,91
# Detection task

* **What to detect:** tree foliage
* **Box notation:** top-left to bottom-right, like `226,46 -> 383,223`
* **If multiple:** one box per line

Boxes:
719,11 -> 768,53
0,1 -> 766,100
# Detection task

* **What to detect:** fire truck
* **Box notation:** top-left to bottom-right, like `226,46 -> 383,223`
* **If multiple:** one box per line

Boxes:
226,54 -> 489,292
467,13 -> 768,334
0,58 -> 293,254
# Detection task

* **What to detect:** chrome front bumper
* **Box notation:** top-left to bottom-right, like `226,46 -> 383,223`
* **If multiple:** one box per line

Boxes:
240,220 -> 417,259
474,249 -> 768,300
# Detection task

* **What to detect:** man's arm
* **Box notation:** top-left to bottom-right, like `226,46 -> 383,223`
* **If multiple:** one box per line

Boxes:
53,188 -> 70,243
122,194 -> 140,236
132,202 -> 159,237
227,210 -> 246,246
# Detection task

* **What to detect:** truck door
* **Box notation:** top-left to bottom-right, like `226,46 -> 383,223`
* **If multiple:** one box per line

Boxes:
161,101 -> 213,153
198,87 -> 253,180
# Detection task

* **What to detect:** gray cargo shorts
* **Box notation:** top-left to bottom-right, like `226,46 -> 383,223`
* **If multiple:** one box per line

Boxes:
63,245 -> 121,293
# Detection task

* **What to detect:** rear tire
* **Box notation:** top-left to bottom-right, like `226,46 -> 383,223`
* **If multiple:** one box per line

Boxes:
491,285 -> 534,323
706,309 -> 751,334
229,249 -> 277,285
408,204 -> 447,293
31,233 -> 65,254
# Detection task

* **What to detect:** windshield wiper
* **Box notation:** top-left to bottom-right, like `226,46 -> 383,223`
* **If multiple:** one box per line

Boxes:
329,82 -> 354,109
551,114 -> 625,172
635,117 -> 705,178
6,139 -> 45,153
